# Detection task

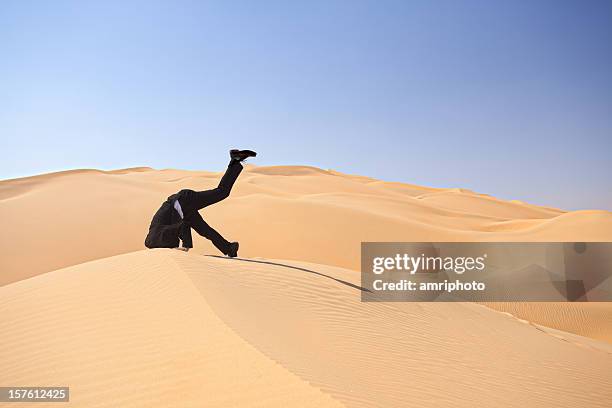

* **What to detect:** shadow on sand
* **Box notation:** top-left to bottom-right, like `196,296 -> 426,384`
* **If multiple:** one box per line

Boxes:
205,255 -> 372,293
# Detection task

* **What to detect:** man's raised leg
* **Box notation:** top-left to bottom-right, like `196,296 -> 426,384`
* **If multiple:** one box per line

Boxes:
179,160 -> 243,213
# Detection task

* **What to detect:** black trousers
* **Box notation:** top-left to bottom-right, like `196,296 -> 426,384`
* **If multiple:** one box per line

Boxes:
176,161 -> 243,253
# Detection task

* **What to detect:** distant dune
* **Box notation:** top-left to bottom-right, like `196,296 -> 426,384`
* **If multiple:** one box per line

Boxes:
1,250 -> 610,407
2,165 -> 611,286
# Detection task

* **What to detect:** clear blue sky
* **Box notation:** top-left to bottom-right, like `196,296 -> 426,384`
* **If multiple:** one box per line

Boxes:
1,0 -> 611,210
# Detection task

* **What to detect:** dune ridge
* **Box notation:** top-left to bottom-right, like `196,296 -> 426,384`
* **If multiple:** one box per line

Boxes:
0,250 -> 343,408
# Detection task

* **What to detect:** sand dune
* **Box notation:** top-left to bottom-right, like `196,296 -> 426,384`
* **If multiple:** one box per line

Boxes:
1,250 -> 610,407
1,165 -> 612,347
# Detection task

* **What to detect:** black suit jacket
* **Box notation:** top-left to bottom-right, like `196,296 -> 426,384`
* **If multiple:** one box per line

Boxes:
144,193 -> 183,248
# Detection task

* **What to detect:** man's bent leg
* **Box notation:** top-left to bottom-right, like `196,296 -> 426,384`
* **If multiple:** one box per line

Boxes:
179,221 -> 193,248
183,211 -> 231,255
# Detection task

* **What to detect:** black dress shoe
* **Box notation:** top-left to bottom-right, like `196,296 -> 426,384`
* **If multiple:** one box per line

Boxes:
230,149 -> 257,162
227,242 -> 239,258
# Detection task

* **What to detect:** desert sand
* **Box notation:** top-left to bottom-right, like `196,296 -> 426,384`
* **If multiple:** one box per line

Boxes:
1,250 -> 611,407
1,165 -> 612,407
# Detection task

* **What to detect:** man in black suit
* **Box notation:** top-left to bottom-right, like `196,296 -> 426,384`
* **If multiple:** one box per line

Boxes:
145,149 -> 256,257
